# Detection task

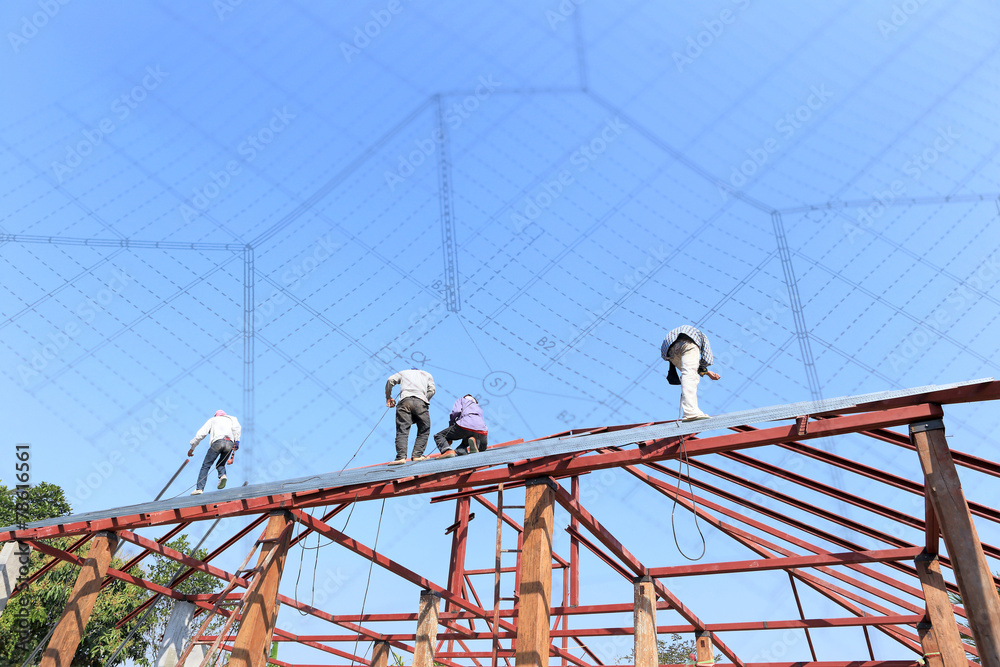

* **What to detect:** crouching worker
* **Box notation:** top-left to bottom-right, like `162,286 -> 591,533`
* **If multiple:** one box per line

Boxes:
434,394 -> 489,458
188,409 -> 241,495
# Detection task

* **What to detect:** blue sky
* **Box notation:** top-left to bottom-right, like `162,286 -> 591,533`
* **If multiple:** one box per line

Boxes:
2,0 -> 999,664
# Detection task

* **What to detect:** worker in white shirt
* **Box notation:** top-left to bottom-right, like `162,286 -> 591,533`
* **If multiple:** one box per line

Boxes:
188,410 -> 241,494
661,325 -> 721,421
385,368 -> 435,465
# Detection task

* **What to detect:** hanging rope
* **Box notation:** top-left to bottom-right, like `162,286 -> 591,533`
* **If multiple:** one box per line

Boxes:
350,498 -> 387,666
671,435 -> 707,561
340,406 -> 391,473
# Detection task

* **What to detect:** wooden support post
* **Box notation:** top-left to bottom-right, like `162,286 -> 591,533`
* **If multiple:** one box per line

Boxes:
40,531 -> 118,667
915,553 -> 969,667
911,418 -> 1000,666
633,576 -> 657,667
414,589 -> 441,667
371,640 -> 391,667
916,622 -> 946,667
0,540 -> 30,615
231,510 -> 292,667
516,478 -> 555,667
695,630 -> 715,666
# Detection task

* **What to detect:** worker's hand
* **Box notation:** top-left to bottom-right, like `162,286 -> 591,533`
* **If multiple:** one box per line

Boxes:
706,371 -> 721,381
187,448 -> 194,457
386,398 -> 396,408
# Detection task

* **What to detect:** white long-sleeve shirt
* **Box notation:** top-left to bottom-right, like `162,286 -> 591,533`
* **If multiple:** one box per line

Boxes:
190,415 -> 242,448
385,369 -> 435,403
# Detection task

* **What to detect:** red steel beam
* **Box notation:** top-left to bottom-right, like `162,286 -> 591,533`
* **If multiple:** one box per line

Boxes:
287,508 -> 590,667
10,533 -> 92,598
3,404 -> 943,541
115,512 -> 270,628
625,465 -> 928,656
647,547 -> 924,578
27,539 -> 187,601
548,479 -> 746,667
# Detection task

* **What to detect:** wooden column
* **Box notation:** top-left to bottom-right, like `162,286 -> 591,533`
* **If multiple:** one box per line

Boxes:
414,589 -> 441,667
40,531 -> 118,667
915,553 -> 969,667
515,478 -> 555,667
916,622 -> 945,667
911,418 -> 1000,666
695,631 -> 715,666
371,640 -> 391,667
633,576 -> 657,667
231,511 -> 292,667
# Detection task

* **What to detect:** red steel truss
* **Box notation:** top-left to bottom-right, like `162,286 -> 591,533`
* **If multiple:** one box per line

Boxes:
4,381 -> 1000,667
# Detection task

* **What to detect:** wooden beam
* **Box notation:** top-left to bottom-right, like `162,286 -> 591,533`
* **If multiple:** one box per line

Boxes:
914,553 -> 971,667
916,622 -> 945,667
231,511 -> 292,667
516,479 -> 555,667
911,418 -> 1000,666
695,631 -> 714,666
40,531 -> 118,667
633,576 -> 657,667
372,640 -> 391,667
414,590 -> 441,667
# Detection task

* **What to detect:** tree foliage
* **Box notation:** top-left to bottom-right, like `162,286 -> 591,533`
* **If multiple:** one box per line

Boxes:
0,481 -> 222,666
620,633 -> 721,665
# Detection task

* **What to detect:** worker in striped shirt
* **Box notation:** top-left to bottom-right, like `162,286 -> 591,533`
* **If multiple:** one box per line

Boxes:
660,325 -> 721,421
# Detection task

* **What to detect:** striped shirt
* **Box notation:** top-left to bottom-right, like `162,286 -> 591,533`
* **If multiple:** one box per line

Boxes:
660,325 -> 714,372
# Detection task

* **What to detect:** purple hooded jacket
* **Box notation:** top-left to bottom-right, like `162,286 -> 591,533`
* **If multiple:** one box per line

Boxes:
450,396 -> 488,433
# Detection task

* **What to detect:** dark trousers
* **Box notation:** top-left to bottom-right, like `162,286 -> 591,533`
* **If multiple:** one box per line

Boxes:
433,424 -> 488,455
395,397 -> 431,459
197,439 -> 234,490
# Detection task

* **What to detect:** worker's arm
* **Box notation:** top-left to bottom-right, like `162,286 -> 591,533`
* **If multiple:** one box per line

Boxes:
190,419 -> 212,448
230,416 -> 242,442
385,373 -> 402,400
425,375 -> 435,401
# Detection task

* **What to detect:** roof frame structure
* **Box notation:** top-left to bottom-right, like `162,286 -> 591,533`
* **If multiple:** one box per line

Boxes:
4,379 -> 1000,666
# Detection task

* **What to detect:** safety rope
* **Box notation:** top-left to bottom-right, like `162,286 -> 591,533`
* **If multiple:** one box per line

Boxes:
351,498 -> 387,665
917,652 -> 941,665
671,435 -> 707,561
340,406 -> 391,472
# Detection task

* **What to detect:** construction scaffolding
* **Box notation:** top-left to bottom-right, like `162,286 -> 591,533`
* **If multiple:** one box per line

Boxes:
2,378 -> 999,667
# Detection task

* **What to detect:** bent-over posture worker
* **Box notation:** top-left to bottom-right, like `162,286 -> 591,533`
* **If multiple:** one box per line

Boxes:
433,394 -> 489,458
661,325 -> 721,421
188,410 -> 241,494
385,368 -> 435,465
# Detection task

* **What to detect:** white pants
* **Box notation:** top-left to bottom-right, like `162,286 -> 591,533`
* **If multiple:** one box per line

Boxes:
667,340 -> 706,419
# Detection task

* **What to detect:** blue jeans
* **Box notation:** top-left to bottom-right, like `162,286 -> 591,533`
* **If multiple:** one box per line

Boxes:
197,439 -> 233,491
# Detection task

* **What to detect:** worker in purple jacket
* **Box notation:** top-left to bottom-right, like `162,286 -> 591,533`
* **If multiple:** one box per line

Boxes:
433,394 -> 489,458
